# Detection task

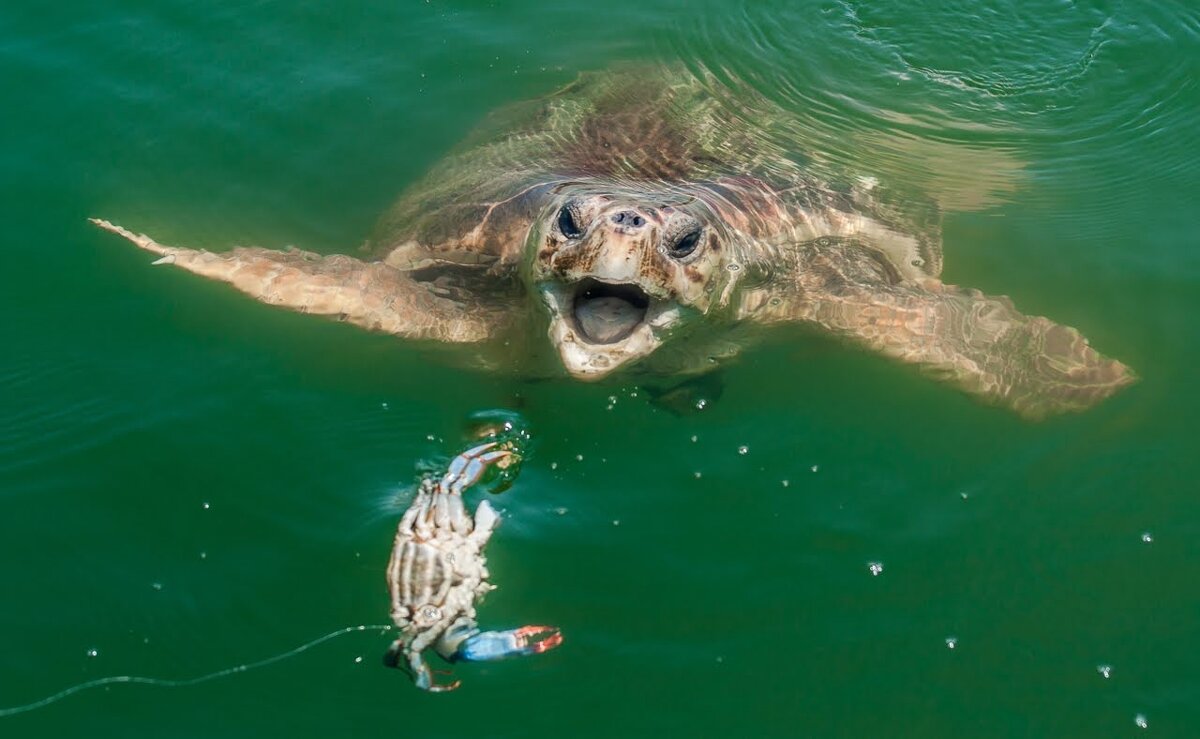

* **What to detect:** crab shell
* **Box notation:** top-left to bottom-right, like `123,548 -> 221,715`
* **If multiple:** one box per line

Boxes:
386,478 -> 499,659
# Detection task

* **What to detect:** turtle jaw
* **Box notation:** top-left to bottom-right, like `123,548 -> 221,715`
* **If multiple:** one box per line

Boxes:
540,279 -> 680,380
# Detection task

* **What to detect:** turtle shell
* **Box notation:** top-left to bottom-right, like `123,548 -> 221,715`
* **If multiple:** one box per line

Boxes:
365,64 -> 945,284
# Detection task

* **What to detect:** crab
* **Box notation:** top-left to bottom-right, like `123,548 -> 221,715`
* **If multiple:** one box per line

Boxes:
384,441 -> 562,692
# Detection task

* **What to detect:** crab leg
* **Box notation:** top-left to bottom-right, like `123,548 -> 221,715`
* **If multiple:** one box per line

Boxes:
440,443 -> 492,488
396,483 -> 429,535
465,499 -> 501,548
398,624 -> 466,693
440,442 -> 517,496
428,490 -> 459,531
406,648 -> 462,693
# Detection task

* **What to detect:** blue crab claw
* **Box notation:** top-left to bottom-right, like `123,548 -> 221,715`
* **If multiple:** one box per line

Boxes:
456,625 -> 563,662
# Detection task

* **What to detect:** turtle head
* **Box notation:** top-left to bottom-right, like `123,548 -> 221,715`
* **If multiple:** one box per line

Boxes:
529,190 -> 734,380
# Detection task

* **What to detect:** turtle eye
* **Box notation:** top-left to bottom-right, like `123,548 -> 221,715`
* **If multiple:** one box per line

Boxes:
557,203 -> 583,239
668,228 -> 702,259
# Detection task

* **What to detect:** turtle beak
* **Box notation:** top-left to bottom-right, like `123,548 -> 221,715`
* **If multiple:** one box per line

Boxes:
540,280 -> 680,380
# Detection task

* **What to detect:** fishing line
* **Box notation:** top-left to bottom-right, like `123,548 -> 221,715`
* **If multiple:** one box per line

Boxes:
0,624 -> 393,719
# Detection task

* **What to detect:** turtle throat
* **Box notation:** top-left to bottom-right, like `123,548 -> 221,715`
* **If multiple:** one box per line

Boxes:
571,278 -> 649,345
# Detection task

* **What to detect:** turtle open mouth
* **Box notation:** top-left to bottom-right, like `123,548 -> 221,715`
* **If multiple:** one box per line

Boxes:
571,278 -> 650,344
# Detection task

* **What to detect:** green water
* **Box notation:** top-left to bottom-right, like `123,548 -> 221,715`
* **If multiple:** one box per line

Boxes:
2,1 -> 1198,736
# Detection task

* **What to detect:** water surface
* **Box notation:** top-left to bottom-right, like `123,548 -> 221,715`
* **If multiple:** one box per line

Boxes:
2,1 -> 1198,736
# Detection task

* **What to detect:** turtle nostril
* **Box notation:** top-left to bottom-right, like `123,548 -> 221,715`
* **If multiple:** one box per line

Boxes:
611,211 -> 645,228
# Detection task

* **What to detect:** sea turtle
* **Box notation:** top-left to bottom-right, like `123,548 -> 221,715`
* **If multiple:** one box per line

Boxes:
92,65 -> 1133,417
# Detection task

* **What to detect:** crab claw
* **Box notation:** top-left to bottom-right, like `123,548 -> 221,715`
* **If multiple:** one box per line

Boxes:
456,625 -> 563,662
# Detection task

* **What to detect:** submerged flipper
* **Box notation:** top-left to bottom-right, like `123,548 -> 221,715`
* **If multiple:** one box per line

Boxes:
91,219 -> 500,343
642,371 -> 725,415
808,283 -> 1132,418
745,241 -> 1135,418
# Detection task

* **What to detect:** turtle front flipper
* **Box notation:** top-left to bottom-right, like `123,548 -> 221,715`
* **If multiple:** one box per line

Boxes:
744,242 -> 1134,417
91,219 -> 500,343
798,281 -> 1133,418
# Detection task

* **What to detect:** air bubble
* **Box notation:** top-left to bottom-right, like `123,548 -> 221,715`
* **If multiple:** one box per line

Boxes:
868,562 -> 884,576
86,649 -> 98,658
781,480 -> 790,488
727,263 -> 741,272
693,471 -> 702,479
575,454 -> 584,462
738,445 -> 749,455
1097,665 -> 1112,679
811,465 -> 820,473
1141,532 -> 1153,543
354,656 -> 363,664
554,507 -> 568,516
690,435 -> 698,443
945,637 -> 957,649
695,399 -> 707,411
1135,714 -> 1148,729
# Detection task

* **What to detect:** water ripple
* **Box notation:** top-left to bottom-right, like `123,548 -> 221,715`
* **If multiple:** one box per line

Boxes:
662,0 -> 1200,237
